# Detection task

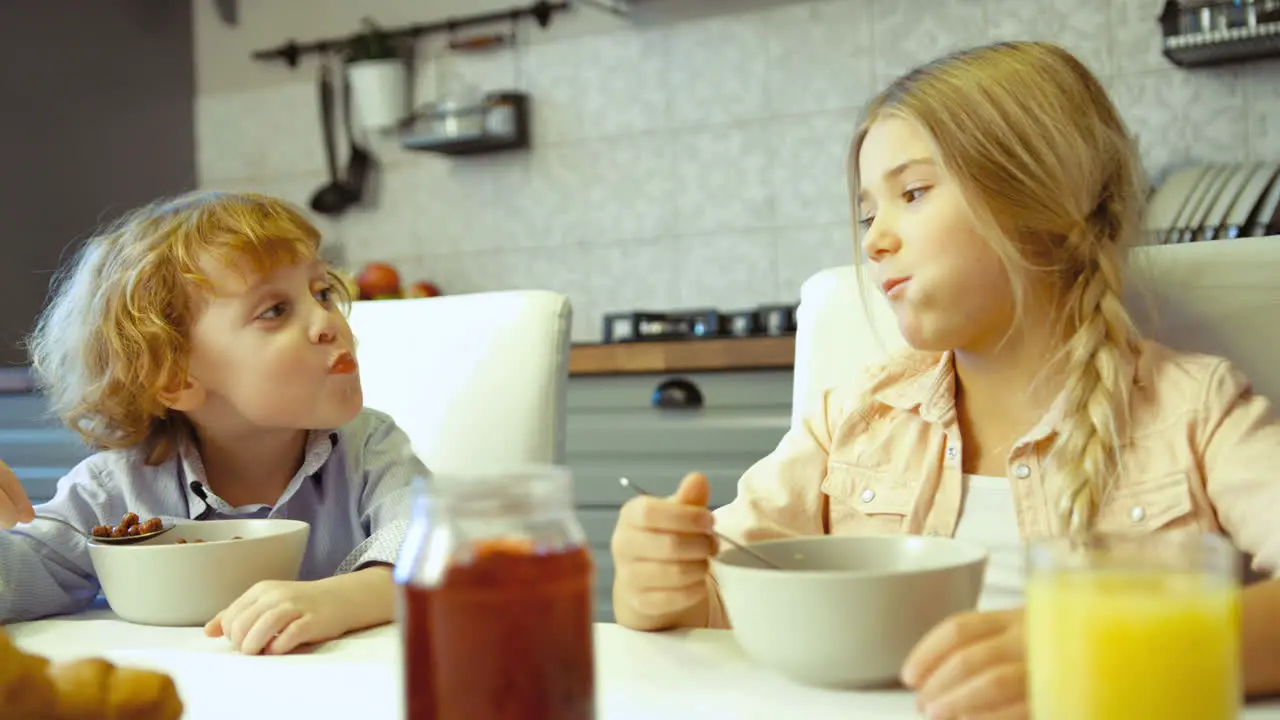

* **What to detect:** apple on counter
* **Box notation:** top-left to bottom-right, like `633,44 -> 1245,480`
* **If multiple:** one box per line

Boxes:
353,262 -> 443,300
356,262 -> 402,300
407,281 -> 441,298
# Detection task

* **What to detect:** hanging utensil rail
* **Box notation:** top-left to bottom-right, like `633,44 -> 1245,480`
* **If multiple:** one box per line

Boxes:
250,0 -> 570,68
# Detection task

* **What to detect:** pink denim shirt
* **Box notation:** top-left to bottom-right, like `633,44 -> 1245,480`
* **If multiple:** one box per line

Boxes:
706,340 -> 1280,628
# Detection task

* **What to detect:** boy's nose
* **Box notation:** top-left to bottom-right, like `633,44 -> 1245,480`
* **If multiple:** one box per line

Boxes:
310,311 -> 339,344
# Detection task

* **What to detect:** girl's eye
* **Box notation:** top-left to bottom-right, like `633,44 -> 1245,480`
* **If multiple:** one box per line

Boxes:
257,303 -> 288,321
903,187 -> 930,203
857,215 -> 875,230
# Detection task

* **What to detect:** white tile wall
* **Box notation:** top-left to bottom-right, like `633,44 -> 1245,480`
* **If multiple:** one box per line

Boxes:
195,0 -> 1280,342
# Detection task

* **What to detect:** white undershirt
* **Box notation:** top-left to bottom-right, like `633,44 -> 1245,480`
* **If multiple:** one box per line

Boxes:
952,474 -> 1025,611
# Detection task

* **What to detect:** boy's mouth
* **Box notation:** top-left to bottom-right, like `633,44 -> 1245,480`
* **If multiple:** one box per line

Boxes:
329,351 -> 358,375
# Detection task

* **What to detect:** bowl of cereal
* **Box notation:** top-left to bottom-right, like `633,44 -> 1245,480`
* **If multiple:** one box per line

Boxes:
87,518 -> 310,627
710,534 -> 987,689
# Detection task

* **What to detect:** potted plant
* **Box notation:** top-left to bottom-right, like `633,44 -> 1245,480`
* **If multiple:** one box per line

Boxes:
345,17 -> 409,130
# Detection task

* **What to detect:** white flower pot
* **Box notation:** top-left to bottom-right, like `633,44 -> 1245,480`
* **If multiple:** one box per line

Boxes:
347,58 -> 408,130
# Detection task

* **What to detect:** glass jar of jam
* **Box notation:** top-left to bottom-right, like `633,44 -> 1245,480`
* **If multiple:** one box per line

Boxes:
395,466 -> 596,720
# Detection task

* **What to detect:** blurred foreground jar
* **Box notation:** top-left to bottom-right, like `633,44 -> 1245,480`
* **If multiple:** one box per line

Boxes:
395,466 -> 596,720
1025,531 -> 1242,720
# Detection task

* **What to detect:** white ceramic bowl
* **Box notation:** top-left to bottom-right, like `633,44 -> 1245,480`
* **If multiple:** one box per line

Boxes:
88,519 -> 310,627
710,535 -> 988,689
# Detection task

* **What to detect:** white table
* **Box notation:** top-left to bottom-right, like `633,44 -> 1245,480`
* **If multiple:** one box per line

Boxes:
9,610 -> 1280,719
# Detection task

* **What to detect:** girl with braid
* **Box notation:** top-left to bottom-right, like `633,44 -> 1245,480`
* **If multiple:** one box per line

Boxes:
609,41 -> 1280,717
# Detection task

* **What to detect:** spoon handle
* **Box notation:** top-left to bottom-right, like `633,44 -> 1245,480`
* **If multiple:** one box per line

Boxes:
32,514 -> 87,538
710,530 -> 781,569
618,477 -> 781,569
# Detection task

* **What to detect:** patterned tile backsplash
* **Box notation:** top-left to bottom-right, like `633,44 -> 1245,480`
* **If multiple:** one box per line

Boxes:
195,0 -> 1280,342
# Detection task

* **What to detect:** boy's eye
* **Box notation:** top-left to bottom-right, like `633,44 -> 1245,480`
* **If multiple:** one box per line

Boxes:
257,302 -> 288,321
314,285 -> 334,304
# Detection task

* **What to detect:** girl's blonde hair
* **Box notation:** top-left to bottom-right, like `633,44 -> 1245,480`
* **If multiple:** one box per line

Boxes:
28,191 -> 351,464
850,41 -> 1147,533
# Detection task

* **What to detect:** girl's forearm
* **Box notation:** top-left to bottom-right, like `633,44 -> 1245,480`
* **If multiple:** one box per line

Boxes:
1243,578 -> 1280,697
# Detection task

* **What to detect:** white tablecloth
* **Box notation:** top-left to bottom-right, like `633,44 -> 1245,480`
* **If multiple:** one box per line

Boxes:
8,610 -> 1280,719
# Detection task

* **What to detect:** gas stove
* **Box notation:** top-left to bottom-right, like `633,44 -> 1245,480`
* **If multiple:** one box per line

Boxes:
601,304 -> 798,344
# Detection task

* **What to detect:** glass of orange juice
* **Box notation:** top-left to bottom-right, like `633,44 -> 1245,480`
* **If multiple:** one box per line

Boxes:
1025,531 -> 1242,720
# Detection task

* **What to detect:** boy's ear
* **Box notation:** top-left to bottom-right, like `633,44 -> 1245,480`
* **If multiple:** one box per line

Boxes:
157,373 -> 206,412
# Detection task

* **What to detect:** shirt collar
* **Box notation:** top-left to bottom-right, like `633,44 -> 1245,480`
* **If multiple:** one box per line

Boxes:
871,351 -> 957,424
178,429 -> 340,519
869,344 -> 1141,449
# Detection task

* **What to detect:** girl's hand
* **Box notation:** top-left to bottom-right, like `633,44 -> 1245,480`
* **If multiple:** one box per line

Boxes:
610,473 -> 718,630
0,459 -> 34,529
900,608 -> 1028,720
204,580 -> 350,655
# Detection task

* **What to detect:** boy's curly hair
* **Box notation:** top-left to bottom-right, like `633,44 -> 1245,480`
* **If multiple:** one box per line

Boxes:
27,191 -> 352,464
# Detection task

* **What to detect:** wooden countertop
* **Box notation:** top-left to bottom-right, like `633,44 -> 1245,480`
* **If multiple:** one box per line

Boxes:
0,337 -> 797,391
569,336 -> 795,376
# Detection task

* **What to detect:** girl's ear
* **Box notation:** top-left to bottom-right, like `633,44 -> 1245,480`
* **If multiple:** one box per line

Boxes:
157,373 -> 206,412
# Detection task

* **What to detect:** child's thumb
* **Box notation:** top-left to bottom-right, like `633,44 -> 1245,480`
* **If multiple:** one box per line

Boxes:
670,472 -> 710,507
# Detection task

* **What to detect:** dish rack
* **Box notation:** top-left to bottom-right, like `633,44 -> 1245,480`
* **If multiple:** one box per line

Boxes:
1160,0 -> 1280,66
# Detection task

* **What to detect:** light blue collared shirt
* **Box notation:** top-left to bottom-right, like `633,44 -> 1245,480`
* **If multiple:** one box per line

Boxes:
0,408 -> 426,624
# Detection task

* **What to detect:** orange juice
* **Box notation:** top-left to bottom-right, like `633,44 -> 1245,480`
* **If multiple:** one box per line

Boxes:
1026,571 -> 1241,720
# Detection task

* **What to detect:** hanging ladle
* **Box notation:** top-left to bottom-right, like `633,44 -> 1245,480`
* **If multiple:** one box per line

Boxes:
310,56 -> 358,216
340,65 -> 374,203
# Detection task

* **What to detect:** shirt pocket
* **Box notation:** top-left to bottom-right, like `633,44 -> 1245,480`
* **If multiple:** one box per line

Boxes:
1096,471 -> 1195,534
821,463 -> 913,535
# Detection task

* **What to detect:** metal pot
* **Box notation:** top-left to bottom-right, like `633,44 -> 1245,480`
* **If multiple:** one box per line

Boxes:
421,96 -> 487,140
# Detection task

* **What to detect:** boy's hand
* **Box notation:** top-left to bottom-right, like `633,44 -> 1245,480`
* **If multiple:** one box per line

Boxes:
205,566 -> 396,655
204,580 -> 349,655
0,459 -> 35,529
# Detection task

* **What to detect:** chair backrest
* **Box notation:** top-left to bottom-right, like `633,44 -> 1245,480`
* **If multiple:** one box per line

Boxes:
347,290 -> 572,473
792,237 -> 1280,425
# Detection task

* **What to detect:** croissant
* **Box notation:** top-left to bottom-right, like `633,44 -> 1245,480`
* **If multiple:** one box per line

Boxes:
0,628 -> 183,720
0,627 -> 57,719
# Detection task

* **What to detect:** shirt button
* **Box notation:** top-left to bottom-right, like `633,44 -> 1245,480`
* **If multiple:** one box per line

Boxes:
860,489 -> 876,503
1013,463 -> 1032,479
1129,506 -> 1145,523
925,530 -> 940,537
946,446 -> 959,460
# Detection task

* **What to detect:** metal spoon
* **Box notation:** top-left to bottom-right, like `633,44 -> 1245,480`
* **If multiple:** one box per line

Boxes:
618,477 -> 781,569
32,515 -> 174,545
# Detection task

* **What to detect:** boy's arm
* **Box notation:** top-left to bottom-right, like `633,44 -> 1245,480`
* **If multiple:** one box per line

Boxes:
337,413 -> 425,575
0,461 -> 112,623
311,564 -> 393,633
327,414 -> 426,629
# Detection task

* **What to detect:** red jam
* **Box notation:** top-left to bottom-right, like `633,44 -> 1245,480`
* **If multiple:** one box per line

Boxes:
401,538 -> 595,720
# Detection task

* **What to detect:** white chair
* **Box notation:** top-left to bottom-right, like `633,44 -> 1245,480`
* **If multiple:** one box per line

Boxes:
347,290 -> 572,473
792,237 -> 1280,426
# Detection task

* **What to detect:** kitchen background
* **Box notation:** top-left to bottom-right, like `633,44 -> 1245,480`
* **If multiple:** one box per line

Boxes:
195,0 -> 1280,343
